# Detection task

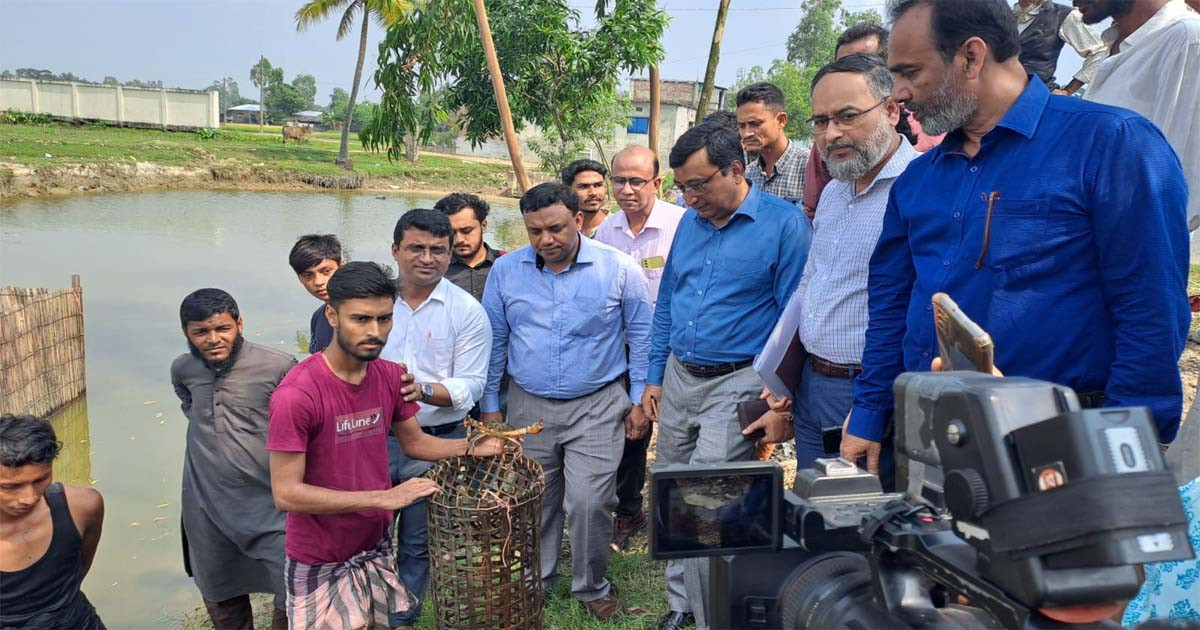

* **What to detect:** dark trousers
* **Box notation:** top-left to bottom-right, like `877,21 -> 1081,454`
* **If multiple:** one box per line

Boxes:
203,595 -> 286,630
615,433 -> 651,516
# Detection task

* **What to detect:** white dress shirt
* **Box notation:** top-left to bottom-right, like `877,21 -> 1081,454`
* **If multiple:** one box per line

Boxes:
380,277 -> 491,427
793,139 -> 920,365
1013,2 -> 1108,84
593,198 -> 686,310
1087,0 -> 1200,231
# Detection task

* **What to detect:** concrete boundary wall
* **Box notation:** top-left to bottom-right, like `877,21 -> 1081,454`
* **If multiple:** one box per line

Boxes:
0,79 -> 219,129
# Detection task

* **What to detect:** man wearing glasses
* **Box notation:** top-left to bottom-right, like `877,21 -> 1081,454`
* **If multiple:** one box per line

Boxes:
593,145 -> 686,552
381,208 -> 492,629
841,0 -> 1189,479
754,54 -> 921,480
643,121 -> 811,630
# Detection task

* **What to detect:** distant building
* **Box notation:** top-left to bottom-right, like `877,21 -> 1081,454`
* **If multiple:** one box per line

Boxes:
604,78 -> 727,168
225,103 -> 260,125
289,110 -> 324,128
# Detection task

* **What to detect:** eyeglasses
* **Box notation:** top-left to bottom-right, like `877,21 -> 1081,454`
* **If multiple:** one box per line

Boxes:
611,176 -> 653,191
806,98 -> 890,135
675,169 -> 722,196
403,245 -> 451,259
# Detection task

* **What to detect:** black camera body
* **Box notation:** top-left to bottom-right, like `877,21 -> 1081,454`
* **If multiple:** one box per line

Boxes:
650,372 -> 1193,629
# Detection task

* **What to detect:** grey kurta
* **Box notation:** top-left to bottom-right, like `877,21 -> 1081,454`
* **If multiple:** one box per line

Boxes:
171,341 -> 296,604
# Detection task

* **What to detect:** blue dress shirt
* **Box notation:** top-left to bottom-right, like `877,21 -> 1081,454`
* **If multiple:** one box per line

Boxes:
481,235 -> 652,411
850,77 -> 1189,443
648,183 -> 812,385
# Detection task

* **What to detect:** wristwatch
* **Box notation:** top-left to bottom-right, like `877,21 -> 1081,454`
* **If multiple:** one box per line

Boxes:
420,383 -> 435,402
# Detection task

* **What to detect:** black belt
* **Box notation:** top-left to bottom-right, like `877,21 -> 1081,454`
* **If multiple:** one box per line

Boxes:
810,355 -> 861,379
678,359 -> 753,379
421,420 -> 464,437
1077,391 -> 1106,409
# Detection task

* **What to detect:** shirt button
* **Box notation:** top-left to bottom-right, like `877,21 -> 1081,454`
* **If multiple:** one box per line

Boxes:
969,166 -> 978,173
922,351 -> 931,358
926,304 -> 933,312
943,260 -> 951,266
686,351 -> 693,356
696,290 -> 702,296
705,259 -> 712,265
953,211 -> 961,218
688,321 -> 694,326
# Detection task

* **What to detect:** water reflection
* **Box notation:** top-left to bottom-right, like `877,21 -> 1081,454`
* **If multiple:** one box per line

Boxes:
0,190 -> 523,629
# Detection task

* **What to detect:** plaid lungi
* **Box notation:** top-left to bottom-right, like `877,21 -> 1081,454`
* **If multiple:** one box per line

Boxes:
284,537 -> 414,630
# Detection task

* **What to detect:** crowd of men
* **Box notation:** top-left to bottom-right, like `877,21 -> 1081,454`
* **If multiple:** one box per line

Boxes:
2,0 -> 1198,628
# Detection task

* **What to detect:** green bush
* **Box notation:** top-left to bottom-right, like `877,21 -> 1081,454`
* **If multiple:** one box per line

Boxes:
1,110 -> 53,125
195,127 -> 219,141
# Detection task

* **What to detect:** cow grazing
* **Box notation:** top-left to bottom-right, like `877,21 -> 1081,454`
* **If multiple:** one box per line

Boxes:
282,125 -> 312,145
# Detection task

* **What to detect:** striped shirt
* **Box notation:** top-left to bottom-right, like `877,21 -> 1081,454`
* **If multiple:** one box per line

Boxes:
745,139 -> 810,205
794,139 -> 919,365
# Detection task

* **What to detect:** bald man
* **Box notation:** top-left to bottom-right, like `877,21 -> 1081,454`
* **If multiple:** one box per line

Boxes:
593,146 -> 686,550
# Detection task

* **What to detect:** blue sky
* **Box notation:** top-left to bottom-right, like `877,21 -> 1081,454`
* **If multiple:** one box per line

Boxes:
2,0 -> 1086,107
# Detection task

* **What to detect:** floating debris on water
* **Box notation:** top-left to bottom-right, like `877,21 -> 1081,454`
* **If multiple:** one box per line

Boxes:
154,412 -> 163,419
152,517 -> 168,523
89,479 -> 99,485
143,401 -> 156,405
130,522 -> 141,527
156,503 -> 169,508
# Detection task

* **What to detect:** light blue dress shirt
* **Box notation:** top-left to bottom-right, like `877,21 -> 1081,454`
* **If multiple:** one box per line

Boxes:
481,234 -> 652,412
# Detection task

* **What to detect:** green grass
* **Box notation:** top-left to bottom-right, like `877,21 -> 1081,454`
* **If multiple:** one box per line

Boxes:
181,550 -> 666,630
0,121 -> 509,189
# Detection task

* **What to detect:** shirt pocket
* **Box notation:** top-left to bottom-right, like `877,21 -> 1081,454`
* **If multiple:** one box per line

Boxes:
423,337 -> 454,374
719,256 -> 769,279
570,289 -> 619,337
980,199 -> 1052,270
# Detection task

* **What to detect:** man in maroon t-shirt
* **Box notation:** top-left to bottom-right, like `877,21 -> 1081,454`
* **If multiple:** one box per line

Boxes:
267,261 -> 503,630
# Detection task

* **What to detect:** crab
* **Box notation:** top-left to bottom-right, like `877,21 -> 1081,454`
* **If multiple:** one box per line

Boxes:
464,418 -> 545,452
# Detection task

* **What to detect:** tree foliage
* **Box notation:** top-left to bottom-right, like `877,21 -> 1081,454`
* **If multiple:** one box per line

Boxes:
363,0 -> 668,173
733,0 -> 881,141
207,77 -> 244,112
291,74 -> 318,108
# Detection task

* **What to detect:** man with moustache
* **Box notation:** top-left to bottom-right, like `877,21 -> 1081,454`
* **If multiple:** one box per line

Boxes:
1013,0 -> 1107,95
380,208 -> 491,628
481,182 -> 652,620
562,159 -> 611,237
749,54 -> 921,474
170,288 -> 296,629
593,145 -> 686,550
438,193 -> 504,303
268,263 -> 504,629
737,82 -> 810,205
840,0 -> 1189,492
1079,0 -> 1200,233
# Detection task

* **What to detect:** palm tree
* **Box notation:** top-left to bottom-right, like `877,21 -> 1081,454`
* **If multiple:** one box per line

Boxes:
295,0 -> 411,170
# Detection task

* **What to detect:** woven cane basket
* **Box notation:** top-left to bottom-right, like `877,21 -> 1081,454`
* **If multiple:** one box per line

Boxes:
426,451 -> 546,630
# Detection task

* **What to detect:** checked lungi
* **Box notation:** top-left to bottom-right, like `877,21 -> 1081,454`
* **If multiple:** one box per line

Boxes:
284,537 -> 415,630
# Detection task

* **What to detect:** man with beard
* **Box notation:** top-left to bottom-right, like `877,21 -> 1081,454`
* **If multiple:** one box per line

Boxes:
437,193 -> 504,303
268,262 -> 504,629
839,0 -> 1189,488
380,209 -> 491,629
747,54 -> 920,475
1013,0 -> 1107,95
736,82 -> 810,206
1079,0 -> 1200,233
480,183 -> 652,620
562,159 -> 611,238
593,145 -> 686,550
170,288 -> 296,629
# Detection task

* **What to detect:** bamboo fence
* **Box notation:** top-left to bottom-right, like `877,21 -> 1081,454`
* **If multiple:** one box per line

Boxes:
0,275 -> 86,418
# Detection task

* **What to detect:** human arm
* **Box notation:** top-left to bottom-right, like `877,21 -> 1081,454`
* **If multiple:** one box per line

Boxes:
1088,117 -> 1190,442
170,362 -> 191,411
270,450 -> 439,513
842,192 -> 916,466
407,303 -> 492,409
392,415 -> 505,461
647,233 -> 680,389
801,143 -> 824,221
773,214 -> 811,319
1060,9 -> 1107,89
1151,37 -> 1200,231
480,265 -> 508,415
66,486 -> 104,579
622,258 -> 653,405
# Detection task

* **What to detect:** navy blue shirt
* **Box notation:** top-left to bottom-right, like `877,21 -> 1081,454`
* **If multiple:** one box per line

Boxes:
849,77 -> 1189,443
308,305 -> 333,354
648,183 -> 812,384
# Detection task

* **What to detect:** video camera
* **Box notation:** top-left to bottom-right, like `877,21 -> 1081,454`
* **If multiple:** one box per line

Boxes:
650,372 -> 1193,629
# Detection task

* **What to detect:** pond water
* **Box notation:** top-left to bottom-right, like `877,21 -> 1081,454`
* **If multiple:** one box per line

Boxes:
0,190 -> 524,628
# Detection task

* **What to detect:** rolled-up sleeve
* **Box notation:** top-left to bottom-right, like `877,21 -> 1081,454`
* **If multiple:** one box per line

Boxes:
849,191 -> 915,442
1061,9 -> 1107,84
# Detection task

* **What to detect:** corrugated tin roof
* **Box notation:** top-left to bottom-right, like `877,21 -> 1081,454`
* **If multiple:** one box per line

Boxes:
292,111 -> 324,118
227,104 -> 260,111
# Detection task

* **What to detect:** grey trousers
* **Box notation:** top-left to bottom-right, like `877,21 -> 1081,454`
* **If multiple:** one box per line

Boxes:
508,380 -> 627,603
655,355 -> 761,629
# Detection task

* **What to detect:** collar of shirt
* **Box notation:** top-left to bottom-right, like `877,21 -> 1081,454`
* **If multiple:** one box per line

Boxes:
757,139 -> 803,180
395,275 -> 450,314
607,198 -> 677,238
930,75 -> 1047,164
1101,0 -> 1185,52
1013,0 -> 1043,25
691,181 -> 762,229
862,138 -> 920,196
522,232 -> 596,271
451,242 -> 500,270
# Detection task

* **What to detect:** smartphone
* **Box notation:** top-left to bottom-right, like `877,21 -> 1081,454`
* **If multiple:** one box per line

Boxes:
931,292 -> 994,373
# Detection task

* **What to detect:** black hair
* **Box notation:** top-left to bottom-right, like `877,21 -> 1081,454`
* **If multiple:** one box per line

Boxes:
520,182 -> 581,215
0,414 -> 61,468
810,53 -> 894,99
288,234 -> 342,275
735,82 -> 786,112
888,0 -> 1020,63
393,208 -> 454,246
434,192 -> 490,223
325,261 -> 397,308
668,120 -> 745,172
179,288 -> 240,328
703,109 -> 739,132
895,104 -> 918,145
560,159 -> 607,186
837,22 -> 890,55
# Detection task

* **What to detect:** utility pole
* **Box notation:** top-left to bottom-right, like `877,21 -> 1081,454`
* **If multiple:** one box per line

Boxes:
257,57 -> 266,130
648,66 -> 661,158
696,0 -> 731,121
471,0 -> 531,193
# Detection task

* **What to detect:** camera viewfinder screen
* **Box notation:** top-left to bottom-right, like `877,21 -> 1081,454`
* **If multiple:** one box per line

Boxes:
652,470 -> 779,559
